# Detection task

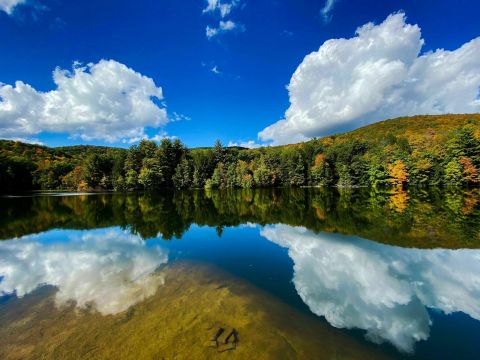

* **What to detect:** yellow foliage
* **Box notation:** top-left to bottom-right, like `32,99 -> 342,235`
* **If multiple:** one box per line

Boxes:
389,189 -> 409,213
321,137 -> 334,147
388,160 -> 408,187
77,180 -> 89,192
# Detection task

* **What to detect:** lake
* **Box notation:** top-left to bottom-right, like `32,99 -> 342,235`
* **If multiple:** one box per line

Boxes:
1,188 -> 479,359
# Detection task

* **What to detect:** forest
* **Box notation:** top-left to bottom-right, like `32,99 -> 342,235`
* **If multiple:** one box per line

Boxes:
1,114 -> 479,192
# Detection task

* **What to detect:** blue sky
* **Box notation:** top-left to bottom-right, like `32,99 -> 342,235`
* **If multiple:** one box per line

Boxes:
0,0 -> 479,148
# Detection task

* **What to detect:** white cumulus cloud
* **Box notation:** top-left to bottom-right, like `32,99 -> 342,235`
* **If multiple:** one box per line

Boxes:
261,225 -> 480,352
0,59 -> 168,143
0,228 -> 169,315
0,0 -> 25,14
259,12 -> 480,145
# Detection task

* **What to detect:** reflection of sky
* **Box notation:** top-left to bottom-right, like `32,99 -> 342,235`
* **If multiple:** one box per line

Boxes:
261,225 -> 480,353
0,228 -> 168,315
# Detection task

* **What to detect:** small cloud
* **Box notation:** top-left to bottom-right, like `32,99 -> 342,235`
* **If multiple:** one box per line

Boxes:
282,30 -> 294,37
228,140 -> 263,149
320,0 -> 338,24
206,25 -> 218,39
150,132 -> 178,143
203,0 -> 244,39
49,16 -> 66,31
0,0 -> 26,15
220,19 -> 236,31
203,0 -> 240,18
171,112 -> 191,122
202,61 -> 239,79
206,20 -> 244,39
2,0 -> 50,23
121,130 -> 177,145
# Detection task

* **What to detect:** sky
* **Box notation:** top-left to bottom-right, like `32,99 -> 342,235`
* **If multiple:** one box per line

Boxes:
0,0 -> 479,148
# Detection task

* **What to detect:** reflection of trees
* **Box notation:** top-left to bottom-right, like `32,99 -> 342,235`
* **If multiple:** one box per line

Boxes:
462,189 -> 480,215
1,188 -> 480,248
389,189 -> 409,213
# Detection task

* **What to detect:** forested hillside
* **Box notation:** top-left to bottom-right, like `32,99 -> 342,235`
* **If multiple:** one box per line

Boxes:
1,114 -> 479,192
0,141 -> 125,192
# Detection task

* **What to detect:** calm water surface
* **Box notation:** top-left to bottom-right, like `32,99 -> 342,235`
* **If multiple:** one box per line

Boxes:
0,188 -> 479,359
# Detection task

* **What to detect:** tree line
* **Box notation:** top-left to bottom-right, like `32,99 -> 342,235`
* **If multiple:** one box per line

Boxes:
1,119 -> 479,192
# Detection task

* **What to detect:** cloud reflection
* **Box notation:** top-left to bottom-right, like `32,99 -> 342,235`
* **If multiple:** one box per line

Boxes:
261,225 -> 480,352
0,228 -> 168,315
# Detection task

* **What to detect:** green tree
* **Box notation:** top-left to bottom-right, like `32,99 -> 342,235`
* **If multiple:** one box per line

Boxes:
192,150 -> 216,188
138,157 -> 163,190
173,157 -> 194,189
288,154 -> 306,186
213,139 -> 229,165
310,159 -> 334,187
236,160 -> 254,188
113,175 -> 126,191
444,160 -> 463,185
125,169 -> 139,190
367,163 -> 388,188
83,153 -> 114,189
253,158 -> 272,187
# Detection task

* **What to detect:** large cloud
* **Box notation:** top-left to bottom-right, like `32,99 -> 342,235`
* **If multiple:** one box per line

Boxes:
0,0 -> 25,14
259,13 -> 480,145
0,60 -> 168,143
0,228 -> 168,315
261,225 -> 480,352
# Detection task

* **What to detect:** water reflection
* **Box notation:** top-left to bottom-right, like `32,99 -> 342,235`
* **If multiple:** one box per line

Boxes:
0,228 -> 168,315
261,225 -> 480,352
1,188 -> 478,248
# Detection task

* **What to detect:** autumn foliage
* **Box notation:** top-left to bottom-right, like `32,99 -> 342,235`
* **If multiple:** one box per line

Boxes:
388,160 -> 409,187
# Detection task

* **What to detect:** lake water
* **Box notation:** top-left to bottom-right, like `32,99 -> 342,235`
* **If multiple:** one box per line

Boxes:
1,188 -> 479,359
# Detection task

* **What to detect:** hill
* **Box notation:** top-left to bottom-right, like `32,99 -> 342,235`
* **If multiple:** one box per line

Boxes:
1,114 -> 479,192
0,140 -> 126,192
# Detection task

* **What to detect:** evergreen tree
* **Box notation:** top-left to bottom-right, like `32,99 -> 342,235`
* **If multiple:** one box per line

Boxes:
173,157 -> 193,189
289,154 -> 306,186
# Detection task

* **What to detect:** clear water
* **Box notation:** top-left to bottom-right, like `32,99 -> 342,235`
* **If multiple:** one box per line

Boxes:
1,188 -> 479,359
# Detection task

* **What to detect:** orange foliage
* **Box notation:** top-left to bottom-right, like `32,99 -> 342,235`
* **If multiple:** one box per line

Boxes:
459,157 -> 479,184
314,206 -> 326,221
462,189 -> 480,215
314,154 -> 326,167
